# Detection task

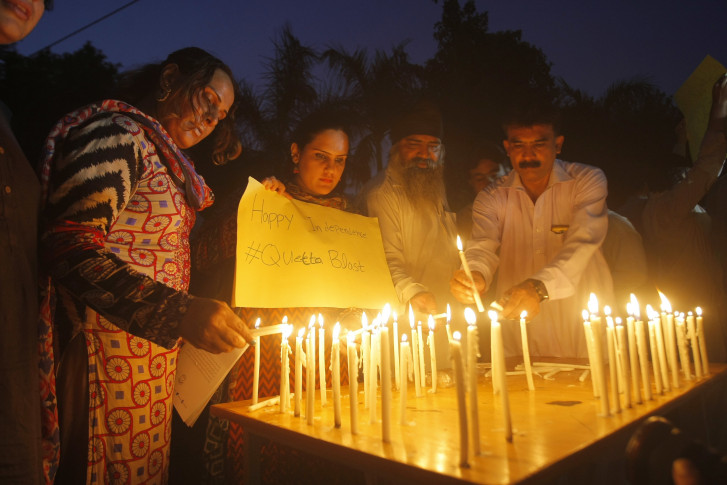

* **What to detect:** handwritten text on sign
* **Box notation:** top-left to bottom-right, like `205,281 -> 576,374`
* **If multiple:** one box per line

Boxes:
233,177 -> 397,309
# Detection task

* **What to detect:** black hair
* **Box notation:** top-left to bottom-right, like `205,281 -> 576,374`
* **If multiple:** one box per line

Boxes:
501,97 -> 562,136
115,47 -> 242,165
290,108 -> 352,153
464,140 -> 509,172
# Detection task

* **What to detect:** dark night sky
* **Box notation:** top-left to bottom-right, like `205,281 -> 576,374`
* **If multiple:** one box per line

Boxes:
13,0 -> 727,98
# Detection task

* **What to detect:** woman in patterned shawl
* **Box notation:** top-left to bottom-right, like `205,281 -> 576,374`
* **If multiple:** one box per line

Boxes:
179,109 -> 364,484
39,47 -> 255,485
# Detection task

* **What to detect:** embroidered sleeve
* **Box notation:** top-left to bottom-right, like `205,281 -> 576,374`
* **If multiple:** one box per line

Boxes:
41,113 -> 189,348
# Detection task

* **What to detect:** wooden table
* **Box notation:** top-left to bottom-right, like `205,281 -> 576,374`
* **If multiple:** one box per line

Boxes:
211,362 -> 727,484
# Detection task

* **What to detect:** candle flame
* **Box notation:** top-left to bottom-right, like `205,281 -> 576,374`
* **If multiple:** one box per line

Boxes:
298,327 -> 306,338
428,314 -> 435,331
282,316 -> 288,325
452,331 -> 462,341
615,317 -> 623,324
604,305 -> 611,316
520,310 -> 528,320
408,304 -> 415,328
588,293 -> 599,314
464,307 -> 477,325
626,302 -> 633,316
630,294 -> 641,319
309,315 -> 316,328
446,303 -> 451,322
696,307 -> 702,316
646,304 -> 659,321
456,235 -> 463,251
402,333 -> 408,343
361,311 -> 368,329
582,309 -> 590,322
487,310 -> 499,322
255,317 -> 261,329
318,313 -> 324,328
282,323 -> 293,340
382,303 -> 391,323
392,310 -> 398,322
347,331 -> 355,343
658,291 -> 672,313
333,322 -> 341,341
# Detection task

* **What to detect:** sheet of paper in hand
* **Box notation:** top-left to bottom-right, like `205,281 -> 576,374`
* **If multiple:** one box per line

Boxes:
233,177 -> 398,309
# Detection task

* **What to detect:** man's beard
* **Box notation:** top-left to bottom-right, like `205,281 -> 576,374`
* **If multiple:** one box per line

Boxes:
390,151 -> 445,206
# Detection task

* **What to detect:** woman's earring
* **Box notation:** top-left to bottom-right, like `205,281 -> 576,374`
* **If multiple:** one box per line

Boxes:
156,84 -> 171,102
293,163 -> 300,174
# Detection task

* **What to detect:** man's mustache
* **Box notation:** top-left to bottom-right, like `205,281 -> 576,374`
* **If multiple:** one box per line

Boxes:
410,157 -> 438,169
519,160 -> 541,169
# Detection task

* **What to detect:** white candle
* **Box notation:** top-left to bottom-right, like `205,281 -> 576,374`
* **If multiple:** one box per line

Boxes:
648,305 -> 670,392
626,299 -> 642,404
306,328 -> 315,424
489,311 -> 512,442
331,323 -> 341,428
465,308 -> 480,454
308,315 -> 317,413
450,331 -> 469,466
409,306 -> 422,397
400,334 -> 410,425
347,332 -> 358,434
427,315 -> 438,393
362,312 -> 370,409
588,294 -> 610,416
615,317 -> 631,408
686,311 -> 703,379
279,323 -> 292,414
445,303 -> 453,343
696,307 -> 709,375
369,322 -> 379,424
417,321 -> 426,387
659,292 -> 679,389
635,317 -> 652,401
605,307 -> 621,413
457,235 -> 485,312
390,307 -> 400,390
647,317 -> 663,395
380,322 -> 392,442
295,327 -> 305,417
490,310 -> 500,395
252,318 -> 261,405
318,314 -> 327,406
583,311 -> 600,398
520,310 -> 535,391
675,313 -> 692,381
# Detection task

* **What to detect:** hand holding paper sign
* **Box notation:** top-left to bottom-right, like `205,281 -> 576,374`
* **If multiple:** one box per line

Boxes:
178,296 -> 254,353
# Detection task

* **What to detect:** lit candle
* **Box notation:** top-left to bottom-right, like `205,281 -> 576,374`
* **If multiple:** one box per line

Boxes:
331,323 -> 341,428
626,298 -> 642,404
696,307 -> 709,375
490,309 -> 500,395
674,312 -> 691,381
457,235 -> 485,312
450,331 -> 469,466
369,320 -> 379,424
400,334 -> 410,425
295,327 -> 305,417
417,321 -> 426,387
409,306 -> 422,397
465,308 -> 480,454
362,312 -> 370,409
659,292 -> 680,389
306,326 -> 315,424
318,314 -> 327,406
387,305 -> 400,391
489,311 -> 512,442
648,304 -> 670,392
427,315 -> 438,393
520,310 -> 535,391
583,310 -> 600,397
605,307 -> 621,413
632,296 -> 652,400
588,294 -> 610,415
686,311 -> 703,379
347,332 -> 358,434
646,308 -> 663,395
380,321 -> 392,442
252,317 -> 261,405
280,322 -> 292,414
615,317 -> 631,408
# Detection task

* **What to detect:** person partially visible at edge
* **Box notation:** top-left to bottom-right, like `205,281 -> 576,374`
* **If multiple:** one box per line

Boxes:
38,47 -> 254,485
0,1 -> 51,484
451,98 -> 613,359
182,109 -> 361,484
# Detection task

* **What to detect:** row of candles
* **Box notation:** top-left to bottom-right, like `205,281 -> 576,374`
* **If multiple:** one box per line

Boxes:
583,292 -> 710,416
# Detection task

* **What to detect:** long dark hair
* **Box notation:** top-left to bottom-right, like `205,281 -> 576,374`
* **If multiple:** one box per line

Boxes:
116,47 -> 242,165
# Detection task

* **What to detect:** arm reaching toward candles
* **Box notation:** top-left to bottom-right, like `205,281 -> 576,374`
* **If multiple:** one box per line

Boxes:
497,279 -> 544,320
409,291 -> 438,315
178,297 -> 254,353
450,269 -> 486,304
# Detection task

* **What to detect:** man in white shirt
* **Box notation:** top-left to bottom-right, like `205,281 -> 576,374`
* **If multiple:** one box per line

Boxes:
451,100 -> 613,358
363,101 -> 460,317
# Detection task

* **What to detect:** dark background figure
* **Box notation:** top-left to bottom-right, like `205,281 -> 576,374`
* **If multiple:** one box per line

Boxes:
0,1 -> 49,483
